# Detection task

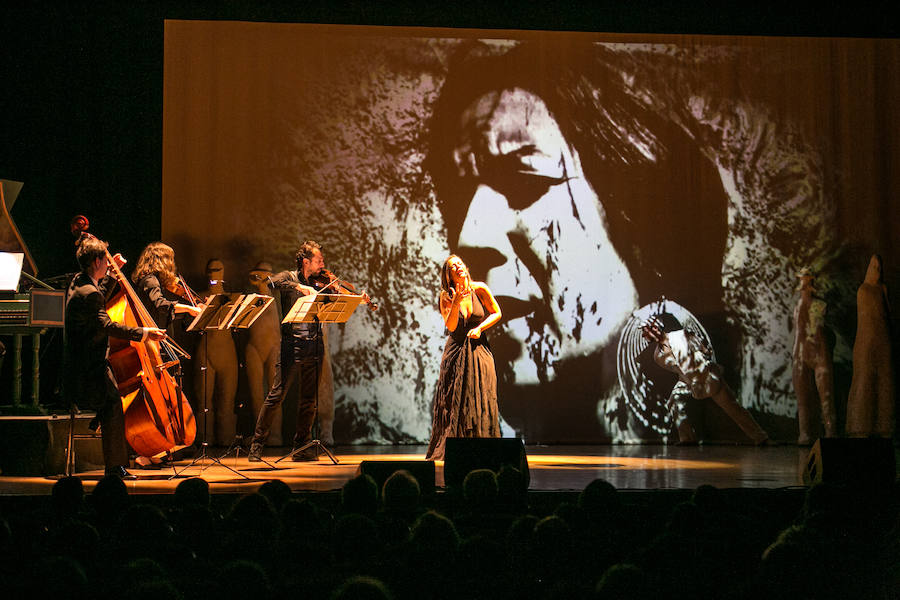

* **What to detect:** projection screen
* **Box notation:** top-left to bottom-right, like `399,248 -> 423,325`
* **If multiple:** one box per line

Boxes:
163,21 -> 899,444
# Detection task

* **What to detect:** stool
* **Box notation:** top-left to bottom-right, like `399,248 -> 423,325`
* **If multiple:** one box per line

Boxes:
65,405 -> 102,476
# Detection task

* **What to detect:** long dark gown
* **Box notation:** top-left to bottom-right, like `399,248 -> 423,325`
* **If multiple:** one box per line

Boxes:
426,291 -> 500,460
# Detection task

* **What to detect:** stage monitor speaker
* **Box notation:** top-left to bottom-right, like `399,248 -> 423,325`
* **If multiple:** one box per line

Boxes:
443,437 -> 529,489
803,437 -> 896,489
358,460 -> 435,495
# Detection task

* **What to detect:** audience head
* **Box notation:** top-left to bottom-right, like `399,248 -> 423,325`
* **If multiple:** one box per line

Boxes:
409,510 -> 460,559
29,555 -> 89,600
113,504 -> 173,559
225,492 -> 280,561
532,515 -> 574,580
280,497 -> 325,539
496,465 -> 528,509
218,558 -> 271,600
331,575 -> 394,600
578,478 -> 620,517
664,500 -> 703,536
90,474 -> 130,527
381,470 -> 421,514
690,484 -> 723,513
333,513 -> 381,566
51,476 -> 85,520
174,477 -> 210,508
462,468 -> 498,511
341,473 -> 379,517
258,479 -> 293,510
595,563 -> 651,600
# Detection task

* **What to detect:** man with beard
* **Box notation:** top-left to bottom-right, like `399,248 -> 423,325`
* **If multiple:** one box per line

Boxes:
248,240 -> 331,461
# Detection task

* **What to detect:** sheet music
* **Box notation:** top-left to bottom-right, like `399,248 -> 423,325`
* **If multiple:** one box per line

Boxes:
0,251 -> 24,292
282,293 -> 363,325
227,293 -> 274,329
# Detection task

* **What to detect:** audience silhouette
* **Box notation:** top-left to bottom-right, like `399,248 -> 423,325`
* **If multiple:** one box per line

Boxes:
0,473 -> 896,600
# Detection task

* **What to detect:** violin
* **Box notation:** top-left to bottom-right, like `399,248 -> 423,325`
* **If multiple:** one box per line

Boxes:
167,275 -> 200,307
309,268 -> 378,311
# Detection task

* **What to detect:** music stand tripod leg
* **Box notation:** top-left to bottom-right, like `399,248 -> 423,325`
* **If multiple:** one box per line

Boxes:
170,331 -> 249,480
217,433 -> 244,460
217,434 -> 266,474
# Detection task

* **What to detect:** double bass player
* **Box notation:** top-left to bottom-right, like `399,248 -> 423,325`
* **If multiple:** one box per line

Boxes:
63,234 -> 166,479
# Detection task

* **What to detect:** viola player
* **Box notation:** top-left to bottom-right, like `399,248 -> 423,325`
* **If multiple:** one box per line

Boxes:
131,241 -> 202,328
130,241 -> 202,466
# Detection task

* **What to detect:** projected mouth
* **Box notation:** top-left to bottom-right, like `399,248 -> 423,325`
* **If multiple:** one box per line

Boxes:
496,296 -> 534,321
496,295 -> 561,342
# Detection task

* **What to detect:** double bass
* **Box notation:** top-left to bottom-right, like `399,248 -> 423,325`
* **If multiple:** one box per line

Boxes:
72,218 -> 196,456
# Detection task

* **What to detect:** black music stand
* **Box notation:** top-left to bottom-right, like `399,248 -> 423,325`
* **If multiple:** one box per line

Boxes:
215,294 -> 275,463
172,293 -> 263,479
275,292 -> 363,465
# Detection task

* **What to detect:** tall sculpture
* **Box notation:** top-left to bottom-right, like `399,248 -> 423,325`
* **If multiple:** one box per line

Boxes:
194,259 -> 238,446
245,262 -> 283,445
792,267 -> 837,444
846,255 -> 895,438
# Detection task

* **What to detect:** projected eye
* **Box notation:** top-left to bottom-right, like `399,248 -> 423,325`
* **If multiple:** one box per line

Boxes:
480,148 -> 570,211
484,171 -> 569,211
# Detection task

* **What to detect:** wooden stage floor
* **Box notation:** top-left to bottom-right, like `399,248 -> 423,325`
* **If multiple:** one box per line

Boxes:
0,443 -> 838,497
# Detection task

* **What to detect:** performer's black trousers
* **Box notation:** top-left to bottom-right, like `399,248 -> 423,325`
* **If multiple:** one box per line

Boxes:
252,340 -> 323,447
98,369 -> 129,468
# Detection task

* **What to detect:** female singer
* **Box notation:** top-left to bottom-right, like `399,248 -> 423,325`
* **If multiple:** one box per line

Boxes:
426,255 -> 502,460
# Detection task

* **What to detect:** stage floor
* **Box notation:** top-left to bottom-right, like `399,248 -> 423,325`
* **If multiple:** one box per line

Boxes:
0,443 -> 836,496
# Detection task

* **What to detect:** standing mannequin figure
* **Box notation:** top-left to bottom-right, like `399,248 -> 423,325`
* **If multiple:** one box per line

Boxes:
846,255 -> 895,438
245,262 -> 283,446
194,259 -> 238,446
792,268 -> 837,444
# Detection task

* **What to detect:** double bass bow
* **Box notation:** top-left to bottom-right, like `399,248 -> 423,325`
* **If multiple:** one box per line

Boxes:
71,217 -> 196,457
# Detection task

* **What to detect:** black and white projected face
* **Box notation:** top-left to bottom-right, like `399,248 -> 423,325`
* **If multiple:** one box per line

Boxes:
163,24 -> 892,444
448,88 -> 638,384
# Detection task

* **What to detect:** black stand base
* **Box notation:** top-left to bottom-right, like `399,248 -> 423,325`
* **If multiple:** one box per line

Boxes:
171,441 -> 249,479
217,434 -> 246,461
276,439 -> 339,464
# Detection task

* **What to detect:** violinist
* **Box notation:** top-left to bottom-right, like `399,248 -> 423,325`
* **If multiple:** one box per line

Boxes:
248,240 -> 333,462
130,242 -> 202,465
63,234 -> 166,479
131,242 -> 202,328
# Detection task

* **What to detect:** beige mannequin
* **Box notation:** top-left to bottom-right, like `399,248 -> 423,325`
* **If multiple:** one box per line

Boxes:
846,255 -> 895,438
245,262 -> 283,445
194,259 -> 238,446
792,268 -> 837,444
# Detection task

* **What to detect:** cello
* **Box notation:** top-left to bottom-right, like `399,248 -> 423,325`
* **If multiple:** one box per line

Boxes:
72,218 -> 196,457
